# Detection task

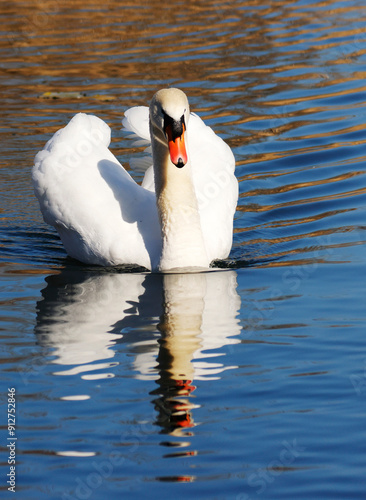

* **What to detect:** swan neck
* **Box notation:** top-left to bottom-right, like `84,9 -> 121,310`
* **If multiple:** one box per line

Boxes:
150,121 -> 209,271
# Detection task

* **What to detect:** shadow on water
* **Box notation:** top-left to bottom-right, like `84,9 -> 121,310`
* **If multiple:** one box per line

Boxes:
34,267 -> 241,443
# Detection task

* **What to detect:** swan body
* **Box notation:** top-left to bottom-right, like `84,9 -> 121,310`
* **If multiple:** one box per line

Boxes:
33,88 -> 238,271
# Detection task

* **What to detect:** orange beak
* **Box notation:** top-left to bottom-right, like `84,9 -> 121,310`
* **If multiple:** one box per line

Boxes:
165,122 -> 188,168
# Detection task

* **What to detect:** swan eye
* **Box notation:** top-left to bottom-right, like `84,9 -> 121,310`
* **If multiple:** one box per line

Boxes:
163,112 -> 185,141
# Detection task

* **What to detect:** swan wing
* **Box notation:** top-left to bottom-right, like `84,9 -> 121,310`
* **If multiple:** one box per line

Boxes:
122,106 -> 154,187
188,113 -> 238,261
122,107 -> 238,261
33,113 -> 160,269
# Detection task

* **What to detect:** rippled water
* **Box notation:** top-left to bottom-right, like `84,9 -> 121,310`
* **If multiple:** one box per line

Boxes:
1,1 -> 366,499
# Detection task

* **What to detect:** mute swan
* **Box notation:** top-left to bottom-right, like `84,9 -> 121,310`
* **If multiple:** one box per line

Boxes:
33,88 -> 238,271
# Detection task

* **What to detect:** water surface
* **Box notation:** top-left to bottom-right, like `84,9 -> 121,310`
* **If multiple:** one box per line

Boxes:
1,1 -> 366,499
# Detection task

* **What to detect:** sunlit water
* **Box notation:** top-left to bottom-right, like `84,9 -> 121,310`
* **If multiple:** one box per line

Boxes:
1,1 -> 366,499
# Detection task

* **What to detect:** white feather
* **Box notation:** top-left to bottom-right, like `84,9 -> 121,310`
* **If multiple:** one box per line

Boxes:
33,92 -> 237,270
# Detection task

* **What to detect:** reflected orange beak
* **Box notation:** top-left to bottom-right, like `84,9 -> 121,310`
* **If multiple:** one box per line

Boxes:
165,122 -> 188,168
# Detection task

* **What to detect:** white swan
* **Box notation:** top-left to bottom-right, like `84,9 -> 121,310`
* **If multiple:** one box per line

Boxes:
33,88 -> 238,271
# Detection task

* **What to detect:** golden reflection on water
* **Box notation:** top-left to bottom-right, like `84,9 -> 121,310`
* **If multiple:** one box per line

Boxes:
0,0 -> 365,272
2,0 -> 364,95
1,1 -> 366,491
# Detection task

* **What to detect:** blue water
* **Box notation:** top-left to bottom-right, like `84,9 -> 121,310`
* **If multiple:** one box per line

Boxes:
1,1 -> 366,498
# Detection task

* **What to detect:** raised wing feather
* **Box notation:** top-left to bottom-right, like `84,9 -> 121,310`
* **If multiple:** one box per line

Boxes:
33,113 -> 160,269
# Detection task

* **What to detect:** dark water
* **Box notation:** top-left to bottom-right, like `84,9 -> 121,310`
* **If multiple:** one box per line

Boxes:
1,1 -> 366,498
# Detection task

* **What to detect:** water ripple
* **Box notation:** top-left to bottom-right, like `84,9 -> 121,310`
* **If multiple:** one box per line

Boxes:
0,1 -> 365,272
1,2 -> 366,499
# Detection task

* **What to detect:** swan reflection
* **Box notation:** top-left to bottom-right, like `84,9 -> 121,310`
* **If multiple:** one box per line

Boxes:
35,269 -> 241,432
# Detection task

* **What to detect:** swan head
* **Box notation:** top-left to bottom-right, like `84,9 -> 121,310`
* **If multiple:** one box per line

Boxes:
149,88 -> 190,168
